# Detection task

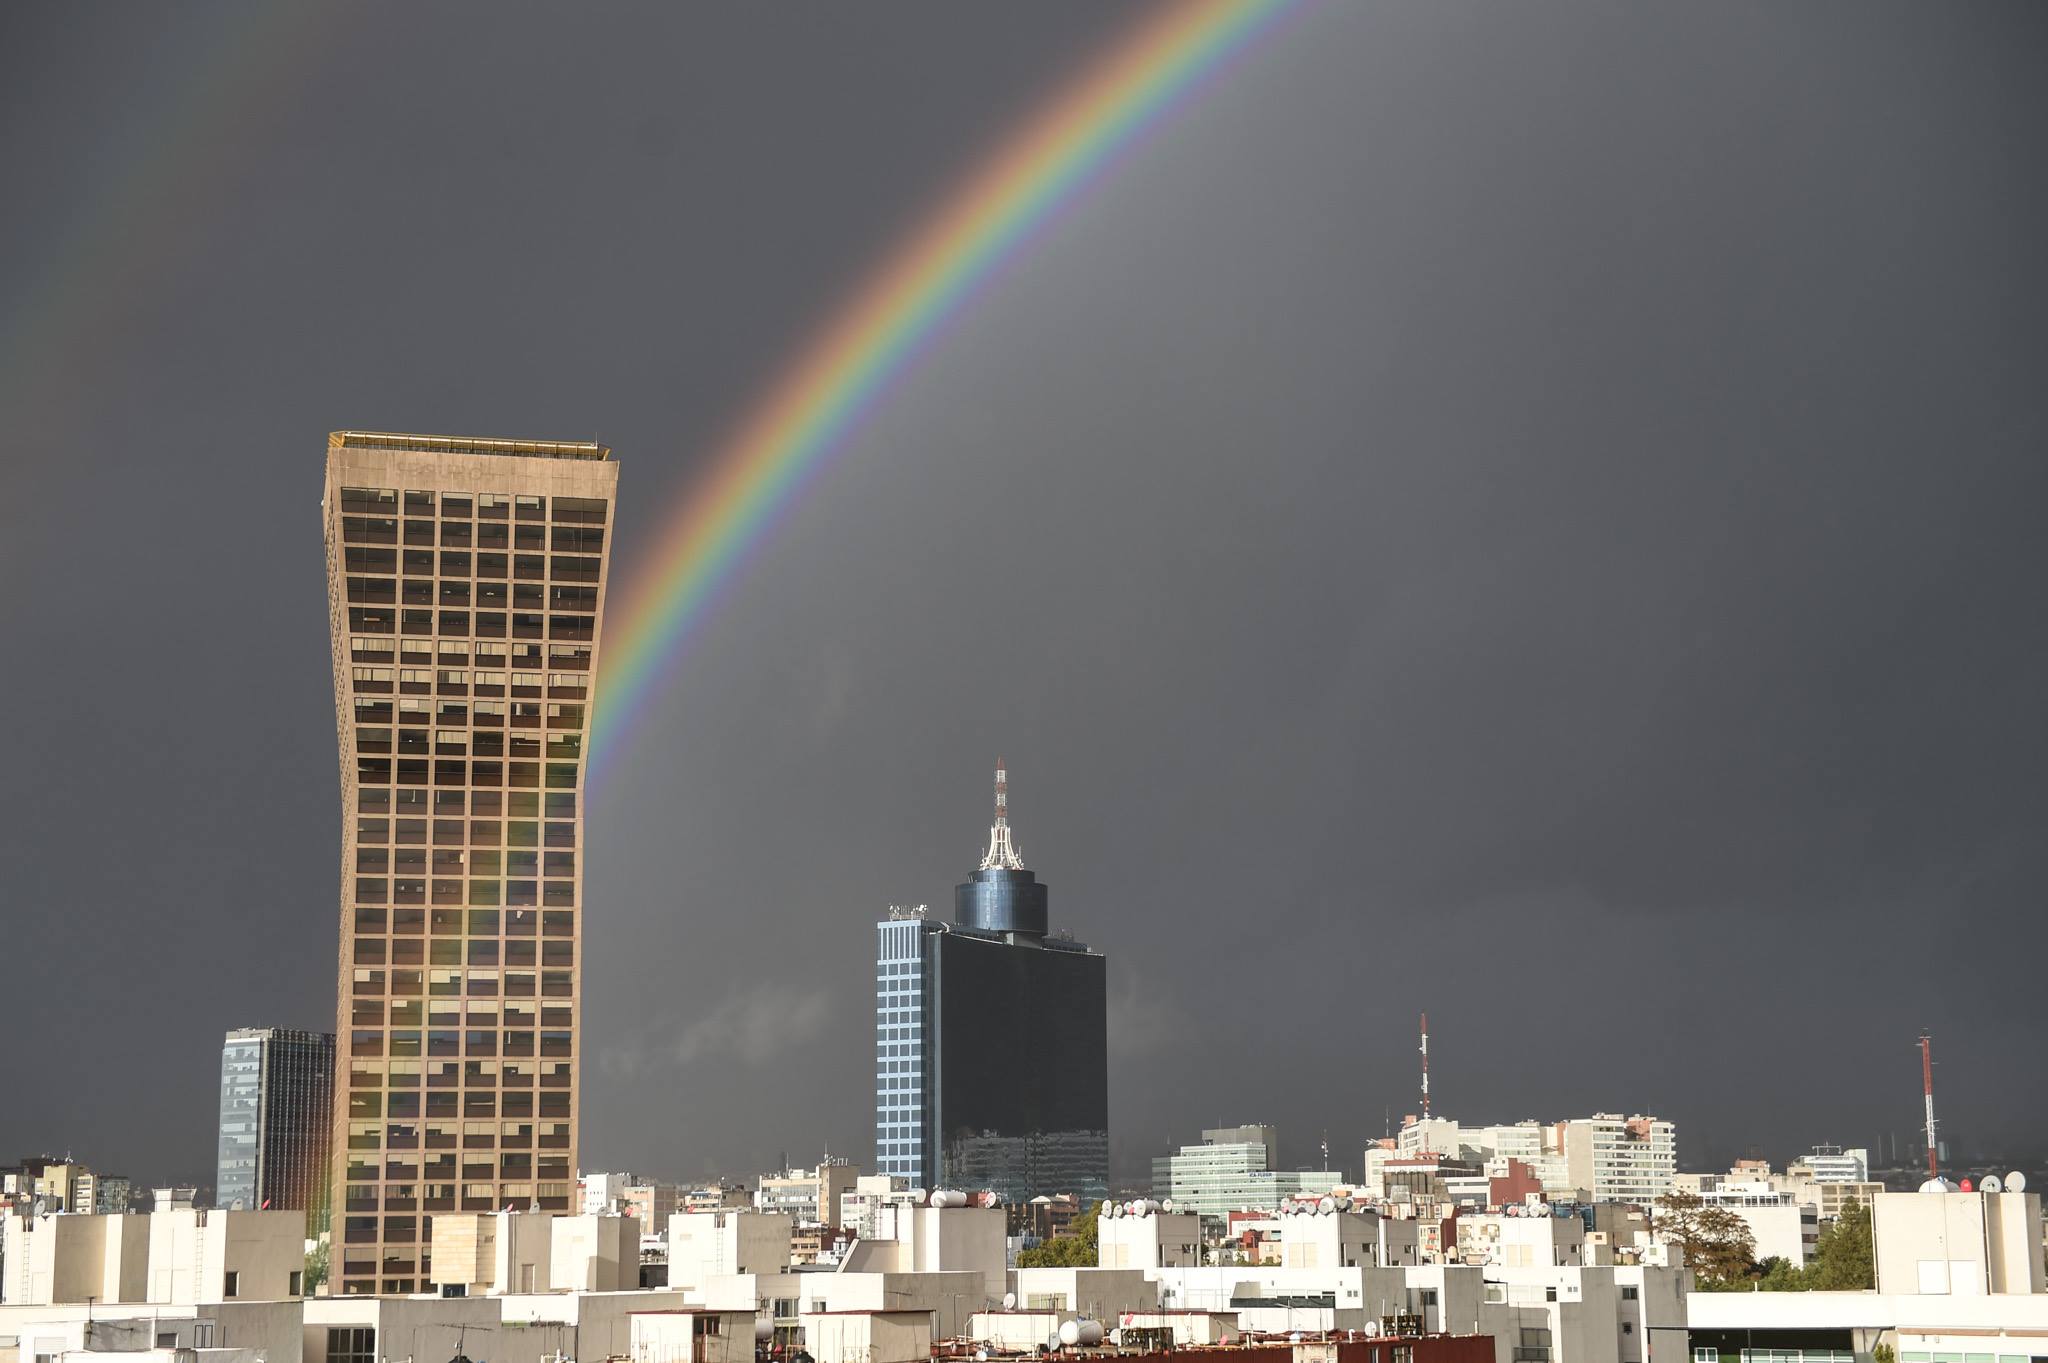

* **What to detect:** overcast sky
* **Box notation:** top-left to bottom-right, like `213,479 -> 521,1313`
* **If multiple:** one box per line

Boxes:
3,2 -> 2046,1191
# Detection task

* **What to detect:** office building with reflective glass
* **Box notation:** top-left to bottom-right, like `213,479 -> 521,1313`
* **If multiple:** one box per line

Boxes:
875,764 -> 1107,1203
217,1027 -> 335,1223
323,431 -> 618,1296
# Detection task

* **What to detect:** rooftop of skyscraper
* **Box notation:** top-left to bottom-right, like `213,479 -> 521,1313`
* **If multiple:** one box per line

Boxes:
328,430 -> 611,460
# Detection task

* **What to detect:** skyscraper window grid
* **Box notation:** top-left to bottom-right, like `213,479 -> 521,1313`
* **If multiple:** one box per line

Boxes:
322,432 -> 617,1296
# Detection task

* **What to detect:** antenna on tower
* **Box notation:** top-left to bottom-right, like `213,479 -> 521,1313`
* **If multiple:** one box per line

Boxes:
1920,1033 -> 1939,1180
1420,1012 -> 1431,1121
979,757 -> 1025,870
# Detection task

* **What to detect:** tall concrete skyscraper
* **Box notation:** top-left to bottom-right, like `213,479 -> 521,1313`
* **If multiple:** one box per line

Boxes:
874,762 -> 1108,1203
217,1027 -> 336,1223
322,432 -> 618,1295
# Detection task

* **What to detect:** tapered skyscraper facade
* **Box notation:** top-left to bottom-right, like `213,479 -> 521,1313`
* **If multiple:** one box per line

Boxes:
874,763 -> 1108,1203
323,432 -> 617,1296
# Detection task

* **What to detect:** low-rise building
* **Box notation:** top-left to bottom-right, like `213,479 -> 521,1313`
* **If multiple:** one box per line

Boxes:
1457,1213 -> 1587,1268
666,1211 -> 791,1292
1662,1181 -> 1816,1266
801,1309 -> 931,1363
1,1208 -> 306,1307
682,1184 -> 751,1214
1278,1206 -> 1422,1270
1688,1289 -> 2048,1363
838,1176 -> 917,1241
1,1301 -> 308,1363
1010,1266 -> 1157,1321
1871,1189 -> 2043,1295
1098,1207 -> 1201,1270
1787,1147 -> 1869,1185
755,1161 -> 858,1229
1117,1309 -> 1239,1345
627,1307 -> 756,1363
834,1202 -> 1007,1303
968,1308 -> 1067,1352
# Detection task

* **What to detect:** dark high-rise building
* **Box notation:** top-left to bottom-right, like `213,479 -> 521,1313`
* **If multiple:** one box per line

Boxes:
218,1027 -> 336,1224
874,762 -> 1108,1203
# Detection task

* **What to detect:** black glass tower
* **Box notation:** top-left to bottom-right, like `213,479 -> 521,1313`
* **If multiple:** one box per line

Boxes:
217,1027 -> 335,1227
873,762 -> 1108,1203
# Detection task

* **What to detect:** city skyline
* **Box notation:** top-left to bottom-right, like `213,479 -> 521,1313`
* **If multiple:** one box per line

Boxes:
4,2 -> 2048,1189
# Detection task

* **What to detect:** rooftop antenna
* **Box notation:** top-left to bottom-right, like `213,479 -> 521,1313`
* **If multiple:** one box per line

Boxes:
980,757 -> 1024,870
1919,1033 -> 1939,1180
1419,1012 -> 1431,1121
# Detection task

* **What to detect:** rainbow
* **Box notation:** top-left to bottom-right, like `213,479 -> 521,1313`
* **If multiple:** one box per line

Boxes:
590,0 -> 1302,777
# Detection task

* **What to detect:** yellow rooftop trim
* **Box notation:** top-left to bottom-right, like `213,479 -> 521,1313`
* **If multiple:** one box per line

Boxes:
329,430 -> 611,460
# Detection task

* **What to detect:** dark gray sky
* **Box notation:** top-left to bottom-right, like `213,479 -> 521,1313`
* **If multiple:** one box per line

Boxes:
4,2 -> 2046,1191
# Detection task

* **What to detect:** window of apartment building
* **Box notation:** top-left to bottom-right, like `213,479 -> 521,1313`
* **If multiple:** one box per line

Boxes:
1622,1286 -> 1638,1301
329,1327 -> 377,1363
222,1271 -> 240,1298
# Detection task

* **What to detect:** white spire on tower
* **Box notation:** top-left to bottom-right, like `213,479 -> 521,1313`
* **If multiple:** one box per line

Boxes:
980,757 -> 1025,870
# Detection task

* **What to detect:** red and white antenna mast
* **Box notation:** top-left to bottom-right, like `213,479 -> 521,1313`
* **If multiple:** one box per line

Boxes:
980,757 -> 1025,870
1920,1033 -> 1939,1180
1420,1012 -> 1431,1121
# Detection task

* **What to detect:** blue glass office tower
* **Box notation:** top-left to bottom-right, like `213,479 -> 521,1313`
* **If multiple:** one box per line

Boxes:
217,1027 -> 335,1226
874,763 -> 1108,1202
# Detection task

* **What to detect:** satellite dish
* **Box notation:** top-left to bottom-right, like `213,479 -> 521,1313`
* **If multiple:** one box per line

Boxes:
2008,1171 -> 2028,1193
1004,1293 -> 1017,1310
1981,1175 -> 2003,1193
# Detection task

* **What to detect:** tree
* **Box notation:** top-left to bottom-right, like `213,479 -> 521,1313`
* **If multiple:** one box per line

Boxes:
1656,1192 -> 1757,1287
303,1240 -> 329,1297
1803,1205 -> 1874,1291
1686,1200 -> 1875,1293
1016,1203 -> 1099,1268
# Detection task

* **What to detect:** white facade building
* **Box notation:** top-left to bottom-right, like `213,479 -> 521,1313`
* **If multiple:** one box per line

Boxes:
665,1211 -> 791,1293
1560,1116 -> 1675,1205
1,1209 -> 307,1307
1151,1127 -> 1341,1224
1790,1147 -> 1869,1184
1097,1208 -> 1202,1270
1871,1190 -> 2044,1296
